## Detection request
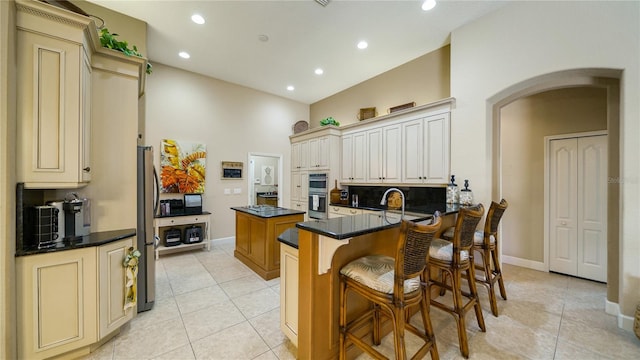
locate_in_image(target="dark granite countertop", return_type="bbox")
[328,203,462,216]
[277,228,299,249]
[296,212,432,240]
[16,228,136,257]
[155,211,211,219]
[231,205,305,218]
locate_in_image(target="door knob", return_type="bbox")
[561,221,567,225]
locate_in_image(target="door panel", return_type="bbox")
[549,135,607,282]
[577,136,607,282]
[549,139,577,276]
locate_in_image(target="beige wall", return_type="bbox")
[71,0,147,56]
[500,87,607,261]
[310,45,450,128]
[145,63,309,240]
[450,1,639,325]
[0,0,16,357]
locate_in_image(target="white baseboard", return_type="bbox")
[210,236,234,245]
[606,299,619,316]
[620,313,635,332]
[502,255,546,272]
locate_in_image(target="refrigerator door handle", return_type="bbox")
[153,166,160,216]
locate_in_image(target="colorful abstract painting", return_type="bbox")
[160,139,206,193]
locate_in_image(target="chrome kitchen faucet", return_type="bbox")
[380,188,405,219]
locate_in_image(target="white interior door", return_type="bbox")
[549,135,607,282]
[549,138,578,276]
[576,136,607,282]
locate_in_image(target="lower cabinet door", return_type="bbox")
[280,244,299,346]
[99,237,135,338]
[17,247,97,360]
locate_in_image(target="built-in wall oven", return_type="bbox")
[308,173,328,219]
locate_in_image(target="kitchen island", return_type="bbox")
[231,205,305,280]
[292,212,439,359]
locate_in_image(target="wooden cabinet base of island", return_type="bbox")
[297,226,447,360]
[16,237,135,360]
[234,212,304,280]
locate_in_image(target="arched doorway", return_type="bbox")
[488,69,621,305]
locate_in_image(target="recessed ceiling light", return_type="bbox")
[258,34,269,42]
[315,68,324,75]
[179,51,190,59]
[191,14,205,24]
[422,0,436,11]
[287,85,295,91]
[357,41,368,50]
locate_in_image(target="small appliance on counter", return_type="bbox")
[46,200,65,242]
[184,194,202,215]
[160,198,185,216]
[62,192,90,241]
[183,225,203,244]
[23,205,60,249]
[164,228,182,247]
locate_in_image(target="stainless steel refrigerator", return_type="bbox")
[137,146,159,312]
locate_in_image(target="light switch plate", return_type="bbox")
[224,188,231,195]
[233,188,241,194]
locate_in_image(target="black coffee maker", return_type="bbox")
[63,193,90,241]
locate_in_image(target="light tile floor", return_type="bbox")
[83,239,640,359]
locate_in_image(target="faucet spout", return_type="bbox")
[380,188,405,219]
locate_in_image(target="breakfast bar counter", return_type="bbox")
[293,211,449,359]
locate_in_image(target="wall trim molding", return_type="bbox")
[501,255,546,272]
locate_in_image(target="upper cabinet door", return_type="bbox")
[423,113,450,184]
[17,25,91,188]
[402,119,424,184]
[382,124,402,183]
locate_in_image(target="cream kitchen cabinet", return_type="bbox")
[290,200,308,220]
[340,131,367,183]
[98,237,135,339]
[17,247,98,360]
[308,135,338,169]
[291,171,308,203]
[291,140,309,171]
[402,113,450,184]
[280,242,299,346]
[16,1,94,188]
[367,124,402,183]
[329,205,362,218]
[17,236,137,360]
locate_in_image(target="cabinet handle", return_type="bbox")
[83,167,91,172]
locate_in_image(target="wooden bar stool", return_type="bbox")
[428,204,485,359]
[442,199,509,316]
[339,217,441,360]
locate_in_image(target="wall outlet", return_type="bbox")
[224,188,231,195]
[233,188,242,194]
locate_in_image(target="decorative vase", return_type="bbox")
[446,175,459,204]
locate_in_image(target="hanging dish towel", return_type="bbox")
[312,195,319,210]
[123,247,140,311]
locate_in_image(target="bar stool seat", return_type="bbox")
[428,204,486,359]
[339,218,441,360]
[441,199,509,317]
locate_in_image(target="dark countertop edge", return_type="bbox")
[231,206,306,218]
[155,211,211,219]
[16,228,136,257]
[295,221,400,240]
[327,203,461,216]
[296,213,432,240]
[277,228,299,249]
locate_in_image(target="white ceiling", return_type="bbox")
[89,0,509,104]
